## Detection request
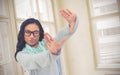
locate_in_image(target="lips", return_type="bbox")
[30,40,35,43]
[28,38,39,46]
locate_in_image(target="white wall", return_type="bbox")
[54,0,120,75]
[54,0,95,75]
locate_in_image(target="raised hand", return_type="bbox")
[44,33,67,55]
[60,9,76,33]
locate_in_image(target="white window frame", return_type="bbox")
[88,0,120,69]
[14,0,56,36]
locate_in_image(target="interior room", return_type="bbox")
[0,0,120,75]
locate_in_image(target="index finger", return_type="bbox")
[66,9,72,14]
[60,9,70,16]
[44,33,54,43]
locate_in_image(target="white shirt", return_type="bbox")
[16,17,78,75]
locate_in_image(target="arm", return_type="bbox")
[55,16,78,42]
[44,9,78,55]
[43,18,79,55]
[16,50,58,70]
[55,9,78,45]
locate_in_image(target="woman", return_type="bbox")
[15,9,78,75]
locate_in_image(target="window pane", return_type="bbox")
[0,22,15,75]
[16,21,23,32]
[47,0,54,22]
[94,16,120,66]
[38,0,54,22]
[42,24,56,37]
[90,0,119,16]
[0,22,11,62]
[0,0,7,16]
[14,0,37,19]
[89,0,120,69]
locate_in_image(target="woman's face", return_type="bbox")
[24,23,40,47]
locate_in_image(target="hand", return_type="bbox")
[60,9,76,33]
[44,33,67,55]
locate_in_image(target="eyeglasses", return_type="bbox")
[24,30,39,37]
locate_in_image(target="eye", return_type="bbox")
[25,30,31,34]
[34,31,39,34]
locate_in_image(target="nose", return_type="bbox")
[29,33,34,38]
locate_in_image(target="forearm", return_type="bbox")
[55,16,79,42]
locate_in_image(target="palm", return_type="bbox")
[60,9,76,33]
[44,33,67,55]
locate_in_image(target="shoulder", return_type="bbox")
[16,51,29,59]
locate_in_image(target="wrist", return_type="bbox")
[51,48,61,55]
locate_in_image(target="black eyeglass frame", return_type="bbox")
[24,30,40,37]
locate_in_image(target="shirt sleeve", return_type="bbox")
[55,17,79,43]
[16,50,59,70]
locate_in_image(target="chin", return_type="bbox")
[29,42,38,47]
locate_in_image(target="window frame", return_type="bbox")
[14,0,57,36]
[87,0,120,69]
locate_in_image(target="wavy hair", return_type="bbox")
[15,18,44,61]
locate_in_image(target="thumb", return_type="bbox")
[69,23,74,34]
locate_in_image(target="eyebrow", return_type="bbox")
[24,30,39,32]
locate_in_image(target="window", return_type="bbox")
[0,21,16,75]
[0,0,16,75]
[0,0,7,17]
[88,0,120,68]
[38,0,54,22]
[14,0,37,19]
[14,0,56,37]
[14,0,56,74]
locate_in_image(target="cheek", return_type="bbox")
[35,37,40,41]
[24,36,29,43]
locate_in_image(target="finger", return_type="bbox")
[44,34,50,43]
[44,35,54,48]
[69,24,74,33]
[44,33,53,43]
[44,40,53,50]
[66,9,72,14]
[69,16,76,33]
[45,42,57,54]
[44,41,48,49]
[45,33,54,41]
[62,9,70,16]
[60,12,70,22]
[47,46,57,54]
[64,9,72,16]
[60,9,70,18]
[60,11,68,19]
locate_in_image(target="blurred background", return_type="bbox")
[0,0,120,75]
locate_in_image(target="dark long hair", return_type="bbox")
[15,18,44,61]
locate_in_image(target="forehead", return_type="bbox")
[25,23,39,31]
